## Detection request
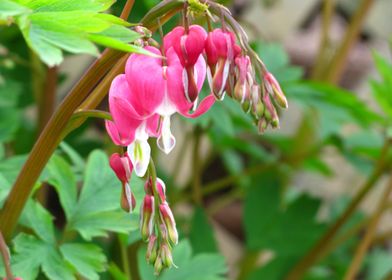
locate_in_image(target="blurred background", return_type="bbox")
[1,0,392,279]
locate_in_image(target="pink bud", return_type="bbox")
[263,93,279,129]
[144,178,166,202]
[109,153,133,183]
[251,85,265,119]
[264,72,288,109]
[140,195,155,241]
[159,202,178,245]
[233,56,253,112]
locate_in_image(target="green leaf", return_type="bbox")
[190,207,218,254]
[20,200,56,244]
[12,0,143,66]
[60,243,106,280]
[138,239,227,280]
[371,52,392,119]
[366,249,392,280]
[47,154,78,220]
[11,233,74,280]
[244,174,325,256]
[0,0,30,20]
[68,150,138,240]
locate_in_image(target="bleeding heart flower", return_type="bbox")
[164,25,207,103]
[107,44,214,177]
[205,28,240,100]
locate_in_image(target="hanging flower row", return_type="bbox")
[107,0,288,275]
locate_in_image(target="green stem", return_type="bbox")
[285,140,391,280]
[344,173,392,280]
[324,0,374,83]
[119,235,132,280]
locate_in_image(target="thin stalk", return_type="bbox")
[285,140,391,280]
[119,235,132,280]
[0,231,13,279]
[324,0,374,83]
[120,0,135,20]
[344,173,392,280]
[311,0,336,80]
[192,126,202,205]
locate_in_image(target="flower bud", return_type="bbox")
[160,243,174,268]
[257,117,268,134]
[146,235,158,264]
[109,153,132,184]
[264,72,288,109]
[120,182,136,213]
[134,26,152,38]
[140,195,155,241]
[263,92,279,128]
[144,177,166,202]
[251,85,265,119]
[159,202,178,245]
[154,256,164,275]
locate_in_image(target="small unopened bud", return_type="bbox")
[251,85,265,119]
[144,177,166,202]
[233,81,251,113]
[159,202,178,245]
[264,72,288,109]
[160,243,174,268]
[140,195,155,241]
[154,256,164,275]
[134,26,152,38]
[257,117,268,134]
[263,92,279,128]
[146,235,158,264]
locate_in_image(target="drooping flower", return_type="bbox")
[106,46,215,177]
[264,72,288,109]
[140,195,155,241]
[164,25,207,103]
[109,153,136,212]
[205,28,241,100]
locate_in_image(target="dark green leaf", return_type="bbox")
[60,243,106,280]
[190,207,218,254]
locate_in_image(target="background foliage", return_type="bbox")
[1,0,392,279]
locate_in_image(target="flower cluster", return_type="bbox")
[106,5,287,274]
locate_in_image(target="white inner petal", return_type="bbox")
[127,139,151,177]
[157,116,176,154]
[124,182,133,213]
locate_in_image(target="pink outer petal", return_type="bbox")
[184,25,207,66]
[105,120,136,146]
[179,94,215,118]
[163,26,184,54]
[125,46,165,117]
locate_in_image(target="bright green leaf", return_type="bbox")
[0,0,30,20]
